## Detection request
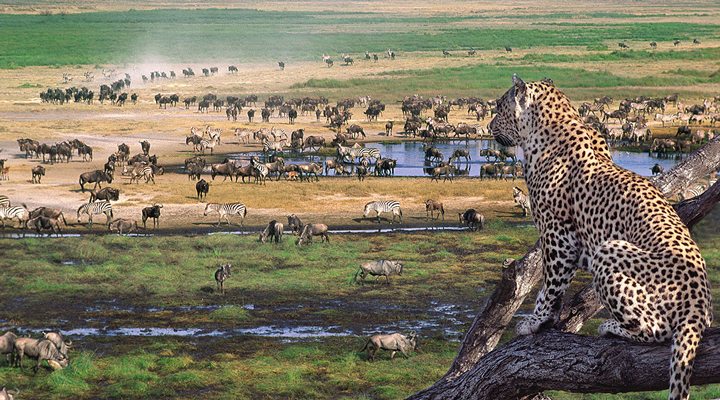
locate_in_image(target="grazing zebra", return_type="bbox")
[262,138,286,153]
[0,205,29,228]
[203,203,247,226]
[200,137,220,154]
[214,263,232,294]
[77,201,113,227]
[363,200,402,224]
[0,195,9,207]
[355,147,381,161]
[129,165,155,184]
[512,187,531,217]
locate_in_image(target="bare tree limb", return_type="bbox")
[411,139,720,399]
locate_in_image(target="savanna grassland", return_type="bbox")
[1,1,720,399]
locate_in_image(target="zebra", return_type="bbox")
[262,138,286,154]
[0,195,9,207]
[355,147,381,161]
[679,183,707,201]
[0,205,29,228]
[214,263,232,294]
[512,187,531,217]
[129,165,155,184]
[363,200,402,224]
[203,203,247,226]
[199,137,220,154]
[77,201,113,227]
[250,158,269,185]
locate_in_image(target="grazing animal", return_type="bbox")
[28,215,63,235]
[0,205,29,228]
[363,200,402,223]
[128,165,155,184]
[296,223,329,246]
[0,332,17,366]
[14,338,66,373]
[488,76,712,400]
[31,165,45,184]
[141,204,163,228]
[108,218,138,235]
[214,264,232,294]
[459,209,485,231]
[79,170,113,192]
[361,332,417,361]
[354,260,404,285]
[424,199,445,220]
[286,214,304,235]
[204,203,247,226]
[512,186,531,217]
[89,187,120,203]
[76,200,113,227]
[260,220,284,243]
[43,331,72,359]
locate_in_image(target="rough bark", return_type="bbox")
[410,140,720,399]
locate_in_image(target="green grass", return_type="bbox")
[0,9,718,68]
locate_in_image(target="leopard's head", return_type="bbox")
[488,74,536,148]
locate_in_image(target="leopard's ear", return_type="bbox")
[512,74,527,106]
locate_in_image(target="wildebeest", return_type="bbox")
[278,61,286,70]
[302,136,326,152]
[0,332,16,366]
[14,337,66,373]
[651,163,664,176]
[430,164,456,182]
[361,332,417,361]
[449,149,471,163]
[425,199,445,220]
[354,260,403,285]
[459,209,485,231]
[286,214,304,235]
[260,220,284,243]
[89,187,120,203]
[385,121,393,136]
[210,161,237,182]
[140,140,150,155]
[108,218,138,235]
[27,215,62,235]
[296,223,329,246]
[215,263,232,294]
[79,170,112,192]
[0,387,19,400]
[196,179,210,200]
[31,165,45,184]
[142,204,163,228]
[43,332,71,359]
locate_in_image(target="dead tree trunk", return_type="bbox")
[410,140,720,399]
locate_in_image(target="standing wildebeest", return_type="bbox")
[247,109,255,122]
[385,121,393,136]
[286,214,304,235]
[0,331,17,366]
[108,218,139,235]
[425,199,445,220]
[31,165,45,184]
[430,164,456,182]
[142,204,163,228]
[78,170,113,192]
[14,337,66,373]
[354,260,403,285]
[361,332,417,361]
[214,264,231,294]
[296,223,329,245]
[288,108,297,124]
[651,163,664,176]
[89,187,120,203]
[278,61,285,70]
[140,140,150,155]
[302,136,325,152]
[459,209,485,231]
[210,161,236,182]
[196,179,210,200]
[449,149,471,163]
[260,220,284,243]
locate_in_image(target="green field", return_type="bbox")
[1,9,719,68]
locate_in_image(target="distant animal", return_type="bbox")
[14,337,66,373]
[512,187,531,217]
[459,208,485,231]
[385,121,393,136]
[354,260,404,285]
[203,203,247,226]
[0,387,18,400]
[0,331,17,366]
[651,163,664,176]
[79,170,113,192]
[214,263,232,294]
[363,200,402,223]
[140,140,151,155]
[108,218,138,235]
[0,205,29,228]
[142,204,163,228]
[278,61,285,70]
[196,179,210,200]
[76,200,113,227]
[424,199,445,220]
[260,220,284,243]
[361,332,417,361]
[89,187,120,203]
[31,165,45,184]
[296,223,329,246]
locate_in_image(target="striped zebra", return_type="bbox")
[679,183,707,201]
[203,203,247,226]
[200,137,220,154]
[77,200,113,227]
[0,205,29,228]
[0,195,9,207]
[250,158,268,185]
[363,200,402,224]
[262,138,286,153]
[512,187,531,217]
[129,165,155,184]
[355,147,381,161]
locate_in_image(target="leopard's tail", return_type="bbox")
[668,324,705,400]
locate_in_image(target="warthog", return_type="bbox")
[79,170,113,192]
[215,263,231,294]
[354,260,403,285]
[296,223,329,246]
[361,332,417,361]
[0,332,17,365]
[14,337,66,373]
[108,218,138,235]
[31,165,45,184]
[260,220,284,243]
[0,387,19,400]
[459,209,485,231]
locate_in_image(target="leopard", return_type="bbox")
[488,75,712,400]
